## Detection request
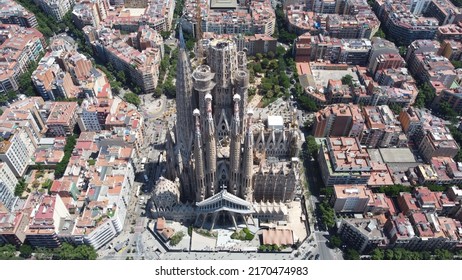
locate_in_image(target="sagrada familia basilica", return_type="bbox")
[151,30,302,229]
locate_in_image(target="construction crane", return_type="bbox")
[195,0,204,64]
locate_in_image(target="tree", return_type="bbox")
[330,235,342,248]
[261,58,270,69]
[6,90,17,101]
[57,243,97,260]
[14,178,27,196]
[341,75,353,86]
[55,135,77,179]
[117,70,126,84]
[383,249,394,260]
[163,79,176,97]
[434,249,453,260]
[160,31,171,40]
[169,231,185,246]
[389,103,403,115]
[42,179,53,192]
[248,87,257,96]
[253,62,263,73]
[298,95,318,112]
[452,60,462,69]
[374,184,411,197]
[276,46,286,58]
[318,201,335,229]
[371,248,384,260]
[124,92,141,106]
[249,69,255,83]
[154,86,163,98]
[415,82,435,108]
[375,28,386,38]
[439,101,457,123]
[0,244,17,260]
[279,72,291,89]
[305,135,319,158]
[344,249,360,260]
[19,245,33,259]
[255,53,263,61]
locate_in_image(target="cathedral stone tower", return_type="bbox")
[229,94,242,196]
[175,29,195,201]
[193,109,206,202]
[207,40,238,139]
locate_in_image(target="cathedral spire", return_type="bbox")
[229,94,242,196]
[174,26,196,202]
[204,94,217,198]
[242,109,254,201]
[193,109,206,202]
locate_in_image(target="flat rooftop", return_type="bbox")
[379,148,416,163]
[121,8,147,16]
[311,67,359,88]
[210,0,238,9]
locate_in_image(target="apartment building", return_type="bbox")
[286,4,316,35]
[424,0,462,25]
[361,105,407,148]
[76,96,119,132]
[332,185,372,213]
[72,1,103,29]
[375,0,439,45]
[90,27,161,94]
[32,55,79,100]
[337,218,387,253]
[182,0,274,37]
[0,162,17,210]
[367,37,400,75]
[325,11,380,40]
[45,102,78,137]
[0,97,48,146]
[0,211,29,246]
[409,53,456,89]
[385,212,462,250]
[312,104,364,138]
[414,157,462,185]
[370,53,406,76]
[436,23,462,41]
[338,38,372,66]
[0,24,45,94]
[0,0,38,27]
[438,40,462,61]
[0,127,35,177]
[104,101,144,153]
[73,144,135,249]
[294,32,312,62]
[418,126,459,162]
[104,0,174,33]
[398,107,459,162]
[318,137,372,186]
[24,194,71,248]
[375,67,416,88]
[434,88,462,113]
[36,0,74,21]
